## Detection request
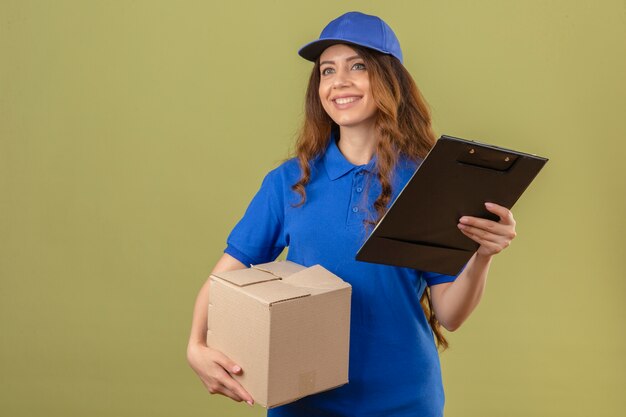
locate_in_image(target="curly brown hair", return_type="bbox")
[291,45,448,350]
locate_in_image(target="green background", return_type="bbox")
[1,1,624,416]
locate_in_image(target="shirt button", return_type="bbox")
[356,187,363,193]
[352,207,359,213]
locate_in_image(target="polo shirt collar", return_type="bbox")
[323,132,378,181]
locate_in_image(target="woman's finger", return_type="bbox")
[459,216,509,235]
[211,349,243,376]
[217,368,255,405]
[218,384,244,402]
[202,377,241,401]
[458,223,512,244]
[202,368,246,402]
[484,202,516,225]
[208,350,254,404]
[459,228,510,254]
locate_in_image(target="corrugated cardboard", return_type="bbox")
[206,261,352,408]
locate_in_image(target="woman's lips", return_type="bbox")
[332,96,362,108]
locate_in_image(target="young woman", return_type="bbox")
[187,11,516,417]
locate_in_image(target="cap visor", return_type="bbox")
[298,38,388,62]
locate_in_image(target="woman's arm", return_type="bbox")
[186,253,255,405]
[429,202,517,331]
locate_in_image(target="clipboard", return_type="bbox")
[355,135,548,275]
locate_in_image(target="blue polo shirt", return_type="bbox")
[225,135,457,417]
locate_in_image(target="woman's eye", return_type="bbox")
[352,63,366,70]
[321,67,335,76]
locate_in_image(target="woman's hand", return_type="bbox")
[187,342,254,406]
[457,202,517,257]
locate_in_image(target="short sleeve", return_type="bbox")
[422,261,467,286]
[422,264,467,287]
[224,170,287,266]
[422,271,457,286]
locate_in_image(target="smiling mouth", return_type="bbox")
[333,97,361,105]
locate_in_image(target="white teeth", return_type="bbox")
[334,97,359,104]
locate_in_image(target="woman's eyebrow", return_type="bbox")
[320,55,361,66]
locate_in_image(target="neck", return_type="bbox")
[337,123,379,165]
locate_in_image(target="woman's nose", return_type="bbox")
[332,69,351,88]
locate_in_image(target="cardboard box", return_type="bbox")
[206,261,351,408]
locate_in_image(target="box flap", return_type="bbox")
[252,261,306,278]
[212,268,280,287]
[244,280,311,305]
[282,265,351,290]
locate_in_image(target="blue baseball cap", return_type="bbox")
[298,11,403,63]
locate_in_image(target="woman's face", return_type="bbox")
[318,44,378,129]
